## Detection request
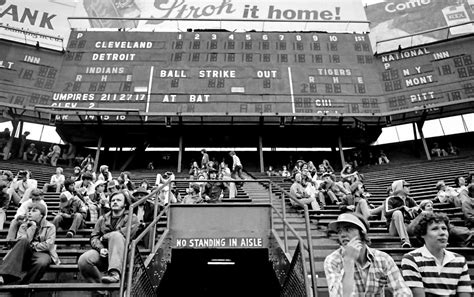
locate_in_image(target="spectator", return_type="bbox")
[49,144,61,167]
[384,180,418,248]
[201,149,209,169]
[10,170,37,206]
[118,171,134,192]
[18,131,30,159]
[6,189,48,244]
[131,186,153,224]
[97,165,112,182]
[89,180,109,218]
[139,179,151,191]
[75,172,95,198]
[81,154,95,170]
[378,150,390,164]
[43,167,65,193]
[78,190,139,284]
[279,165,291,178]
[107,180,120,196]
[340,182,383,220]
[70,166,82,182]
[0,202,59,285]
[81,164,97,182]
[318,173,348,206]
[306,161,317,176]
[23,143,38,161]
[0,181,10,230]
[324,213,412,297]
[53,180,87,238]
[155,171,175,206]
[229,151,243,179]
[0,128,10,149]
[434,180,461,207]
[182,184,203,204]
[402,212,472,297]
[446,142,459,156]
[459,176,474,228]
[430,142,448,157]
[340,163,361,192]
[289,173,320,210]
[221,162,236,199]
[147,161,154,170]
[266,166,278,177]
[454,175,468,192]
[322,159,335,174]
[37,148,48,164]
[189,161,200,179]
[202,168,226,203]
[408,200,474,247]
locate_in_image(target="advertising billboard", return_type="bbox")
[0,0,77,50]
[72,0,369,33]
[365,0,474,53]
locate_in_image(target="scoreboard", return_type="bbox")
[50,31,383,122]
[377,36,474,113]
[0,40,63,109]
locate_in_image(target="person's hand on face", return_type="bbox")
[342,237,362,261]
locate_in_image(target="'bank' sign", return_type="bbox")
[174,237,265,248]
[0,0,76,50]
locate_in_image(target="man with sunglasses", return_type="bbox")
[324,212,412,297]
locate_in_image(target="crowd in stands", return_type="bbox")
[431,142,460,157]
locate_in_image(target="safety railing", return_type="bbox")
[268,182,318,297]
[120,178,317,296]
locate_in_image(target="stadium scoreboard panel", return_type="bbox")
[51,31,383,121]
[378,35,474,113]
[0,40,63,110]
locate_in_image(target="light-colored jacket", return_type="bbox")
[17,219,60,265]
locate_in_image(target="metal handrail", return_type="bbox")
[269,181,318,297]
[120,177,316,296]
[119,179,172,296]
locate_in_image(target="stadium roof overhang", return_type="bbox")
[0,98,472,148]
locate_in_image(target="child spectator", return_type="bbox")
[53,179,87,238]
[43,167,65,193]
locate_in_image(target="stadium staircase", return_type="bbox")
[248,155,474,296]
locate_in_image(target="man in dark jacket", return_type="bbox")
[52,179,87,238]
[78,190,139,284]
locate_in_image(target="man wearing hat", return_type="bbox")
[324,212,412,297]
[78,190,139,284]
[6,189,48,242]
[53,179,87,238]
[0,201,60,285]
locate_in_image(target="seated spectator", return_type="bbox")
[454,175,468,192]
[340,182,383,220]
[75,172,95,198]
[89,180,109,218]
[324,213,411,296]
[279,165,291,179]
[459,176,474,228]
[340,163,361,192]
[10,170,37,206]
[81,164,97,182]
[70,166,82,182]
[434,180,461,207]
[189,161,200,179]
[97,165,112,182]
[139,179,151,191]
[107,180,120,196]
[42,167,65,193]
[202,168,226,203]
[290,173,320,210]
[23,143,38,161]
[147,161,154,170]
[0,202,59,285]
[322,159,335,173]
[118,171,134,192]
[0,170,14,230]
[318,173,349,206]
[402,212,472,297]
[78,191,139,284]
[430,142,448,157]
[408,200,474,247]
[182,184,203,204]
[53,181,87,238]
[81,154,95,170]
[266,166,279,177]
[49,144,61,167]
[6,189,48,245]
[378,150,390,164]
[446,142,459,156]
[383,180,418,248]
[306,161,317,176]
[37,148,48,164]
[131,186,153,223]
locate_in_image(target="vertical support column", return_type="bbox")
[3,120,19,160]
[177,135,183,173]
[258,135,264,173]
[416,121,431,161]
[17,121,24,158]
[93,136,103,173]
[412,122,419,157]
[338,136,345,167]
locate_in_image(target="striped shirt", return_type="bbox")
[401,245,472,296]
[324,246,412,297]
